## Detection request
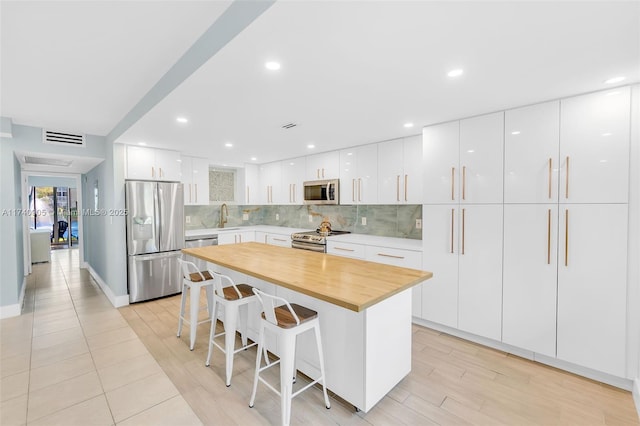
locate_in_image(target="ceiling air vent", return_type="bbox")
[281,123,297,129]
[42,129,86,147]
[24,156,73,167]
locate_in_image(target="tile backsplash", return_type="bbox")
[184,204,422,239]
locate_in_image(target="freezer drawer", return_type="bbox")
[128,251,182,303]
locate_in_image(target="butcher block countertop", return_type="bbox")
[182,242,432,312]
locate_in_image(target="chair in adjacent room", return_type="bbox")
[249,289,330,426]
[177,258,215,350]
[205,272,259,387]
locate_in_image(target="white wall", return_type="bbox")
[630,85,640,414]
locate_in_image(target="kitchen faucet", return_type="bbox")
[219,203,228,228]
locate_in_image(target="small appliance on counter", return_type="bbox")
[125,180,184,303]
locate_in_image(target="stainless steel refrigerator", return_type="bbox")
[125,181,184,303]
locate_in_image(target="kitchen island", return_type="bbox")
[183,242,432,412]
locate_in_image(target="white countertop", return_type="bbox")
[185,225,422,251]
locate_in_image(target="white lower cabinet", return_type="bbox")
[328,240,422,317]
[457,205,503,341]
[556,204,628,377]
[502,204,558,357]
[217,231,255,245]
[421,204,459,328]
[421,204,503,341]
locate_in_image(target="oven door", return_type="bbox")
[291,240,326,253]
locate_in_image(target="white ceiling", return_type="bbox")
[2,1,639,168]
[15,151,104,174]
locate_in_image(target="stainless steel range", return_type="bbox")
[291,230,351,253]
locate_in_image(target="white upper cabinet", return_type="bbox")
[280,157,306,205]
[459,112,504,204]
[403,135,423,204]
[259,162,281,204]
[339,144,378,204]
[243,164,259,204]
[423,122,460,203]
[126,146,181,181]
[504,101,560,203]
[181,156,209,205]
[559,87,630,203]
[306,151,340,180]
[378,136,422,204]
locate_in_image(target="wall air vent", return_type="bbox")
[281,123,297,129]
[42,129,86,147]
[24,156,73,167]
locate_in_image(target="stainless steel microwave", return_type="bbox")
[303,179,339,205]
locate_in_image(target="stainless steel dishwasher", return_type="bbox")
[184,234,218,271]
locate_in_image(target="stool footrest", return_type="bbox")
[210,332,258,355]
[291,378,324,399]
[257,376,281,397]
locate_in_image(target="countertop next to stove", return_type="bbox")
[326,232,422,251]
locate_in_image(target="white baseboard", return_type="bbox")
[0,276,27,319]
[413,317,633,391]
[85,262,129,308]
[633,378,640,420]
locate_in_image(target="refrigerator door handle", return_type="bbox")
[155,184,162,252]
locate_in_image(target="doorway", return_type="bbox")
[29,186,78,249]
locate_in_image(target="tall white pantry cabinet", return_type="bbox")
[421,87,631,379]
[422,112,505,341]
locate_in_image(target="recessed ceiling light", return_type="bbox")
[176,159,182,163]
[511,131,521,135]
[307,144,315,149]
[138,142,147,146]
[447,68,464,78]
[467,150,475,153]
[225,142,233,148]
[265,61,281,71]
[289,162,295,166]
[176,117,188,124]
[606,91,621,96]
[250,157,257,161]
[601,132,612,137]
[404,122,414,128]
[604,76,625,84]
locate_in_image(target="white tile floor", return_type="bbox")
[0,249,203,426]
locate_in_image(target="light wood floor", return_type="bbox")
[121,289,640,426]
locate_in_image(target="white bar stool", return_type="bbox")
[205,272,259,387]
[249,289,330,426]
[176,259,215,351]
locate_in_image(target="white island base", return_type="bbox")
[221,269,412,412]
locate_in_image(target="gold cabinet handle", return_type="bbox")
[462,166,466,201]
[267,186,270,203]
[334,247,355,252]
[293,184,296,203]
[404,174,408,202]
[194,184,198,203]
[151,166,155,178]
[189,183,192,203]
[377,253,405,259]
[548,158,553,199]
[247,186,250,203]
[396,175,400,202]
[547,208,551,265]
[564,209,569,266]
[451,167,455,200]
[274,238,287,242]
[160,167,164,178]
[322,168,325,178]
[565,156,570,199]
[450,208,455,254]
[461,208,466,255]
[239,234,242,243]
[358,178,362,201]
[352,179,356,202]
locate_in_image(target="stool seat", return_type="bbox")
[262,303,318,329]
[189,270,214,282]
[222,283,255,300]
